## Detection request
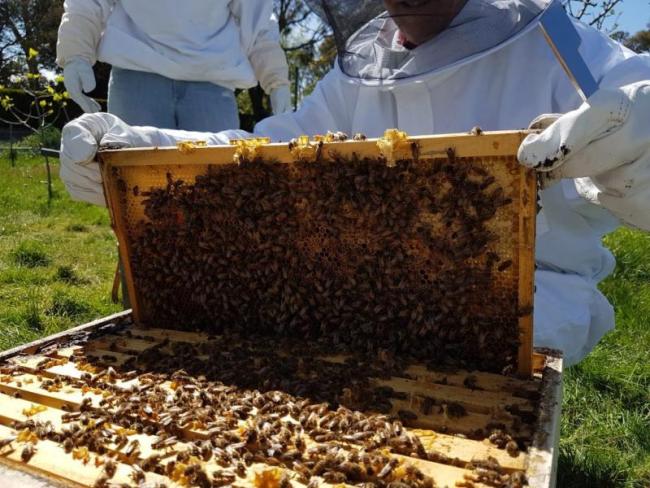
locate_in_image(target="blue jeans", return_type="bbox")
[107,67,240,131]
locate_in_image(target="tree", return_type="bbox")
[277,0,333,101]
[242,0,333,127]
[567,0,625,30]
[239,0,332,130]
[612,25,650,53]
[0,1,69,141]
[0,49,69,200]
[0,0,63,83]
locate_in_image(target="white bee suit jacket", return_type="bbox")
[60,18,650,366]
[57,0,289,92]
[255,22,650,366]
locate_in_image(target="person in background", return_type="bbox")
[59,0,650,366]
[57,0,292,131]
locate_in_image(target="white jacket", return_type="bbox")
[56,0,289,92]
[255,21,650,365]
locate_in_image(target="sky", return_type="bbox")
[601,0,649,33]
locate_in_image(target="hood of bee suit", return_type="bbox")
[307,0,555,80]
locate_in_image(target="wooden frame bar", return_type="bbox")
[98,131,531,168]
[517,164,538,376]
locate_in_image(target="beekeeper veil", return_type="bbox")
[306,0,554,80]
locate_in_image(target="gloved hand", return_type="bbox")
[270,85,292,114]
[63,57,102,113]
[60,113,250,206]
[518,81,650,231]
[60,113,143,206]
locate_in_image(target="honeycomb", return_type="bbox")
[101,134,535,373]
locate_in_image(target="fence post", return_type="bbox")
[9,125,16,167]
[44,151,53,205]
[39,125,54,205]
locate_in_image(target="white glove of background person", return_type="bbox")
[60,113,249,206]
[63,57,101,113]
[270,85,292,114]
[518,81,650,231]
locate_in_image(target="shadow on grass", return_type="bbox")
[54,265,88,285]
[65,223,88,232]
[45,290,90,319]
[10,241,51,267]
[557,450,627,488]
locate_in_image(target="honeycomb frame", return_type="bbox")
[98,131,536,376]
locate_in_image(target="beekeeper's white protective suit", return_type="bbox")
[60,0,650,366]
[57,0,292,115]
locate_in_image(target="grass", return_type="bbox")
[10,240,52,267]
[0,153,120,350]
[557,228,650,487]
[1,154,649,485]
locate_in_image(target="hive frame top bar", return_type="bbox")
[99,130,537,377]
[98,130,532,167]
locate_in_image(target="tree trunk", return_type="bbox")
[44,153,52,204]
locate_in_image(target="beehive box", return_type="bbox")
[0,132,562,488]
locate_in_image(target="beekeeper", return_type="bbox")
[59,0,650,366]
[56,0,292,130]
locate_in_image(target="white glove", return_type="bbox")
[519,81,650,231]
[270,85,292,114]
[60,112,250,206]
[60,113,141,206]
[63,57,101,114]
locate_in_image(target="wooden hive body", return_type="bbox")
[0,132,562,487]
[0,312,561,488]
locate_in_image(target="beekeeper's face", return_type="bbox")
[384,0,468,45]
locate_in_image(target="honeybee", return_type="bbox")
[20,444,35,462]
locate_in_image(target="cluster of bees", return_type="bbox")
[125,151,519,372]
[125,333,536,445]
[1,333,533,487]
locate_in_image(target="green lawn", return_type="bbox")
[0,152,120,350]
[1,153,649,486]
[559,229,650,487]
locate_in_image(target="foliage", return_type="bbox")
[277,0,333,101]
[0,0,63,83]
[20,125,61,150]
[287,35,337,101]
[567,0,625,30]
[235,0,333,127]
[612,25,650,53]
[0,69,69,134]
[0,46,69,201]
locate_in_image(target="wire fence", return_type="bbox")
[1,143,59,156]
[2,145,60,205]
[0,143,44,165]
